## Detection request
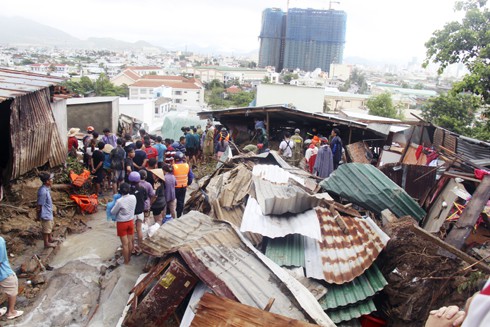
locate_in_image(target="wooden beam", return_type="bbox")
[409,224,490,274]
[444,175,490,249]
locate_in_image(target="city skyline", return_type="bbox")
[2,0,462,63]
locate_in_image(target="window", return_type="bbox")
[175,90,182,95]
[175,99,182,104]
[140,89,147,94]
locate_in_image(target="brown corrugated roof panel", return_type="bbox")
[191,293,318,327]
[304,207,390,284]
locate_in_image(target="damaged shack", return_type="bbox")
[123,102,490,326]
[0,68,66,186]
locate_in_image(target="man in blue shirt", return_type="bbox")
[37,172,57,248]
[153,136,167,168]
[0,237,23,320]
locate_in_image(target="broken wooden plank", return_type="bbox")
[409,224,490,274]
[444,175,490,250]
[381,209,397,226]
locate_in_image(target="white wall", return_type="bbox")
[51,99,68,149]
[256,84,325,113]
[119,98,155,127]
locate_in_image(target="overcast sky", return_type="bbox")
[3,0,462,62]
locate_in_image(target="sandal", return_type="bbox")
[6,310,23,320]
[0,307,6,316]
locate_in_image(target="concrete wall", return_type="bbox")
[256,84,324,113]
[51,99,68,149]
[67,98,119,133]
[119,99,155,127]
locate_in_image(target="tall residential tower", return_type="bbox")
[258,8,347,73]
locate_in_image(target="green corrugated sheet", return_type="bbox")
[319,265,387,310]
[319,163,426,221]
[326,299,377,324]
[265,234,305,267]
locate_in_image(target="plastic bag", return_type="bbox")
[106,193,122,221]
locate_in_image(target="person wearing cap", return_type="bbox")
[291,128,304,167]
[102,128,117,148]
[102,143,114,192]
[330,128,343,170]
[203,124,215,158]
[37,172,57,248]
[172,152,194,218]
[110,182,136,265]
[0,236,24,320]
[67,128,80,157]
[305,139,319,174]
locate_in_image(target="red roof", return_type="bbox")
[122,69,141,81]
[126,66,161,70]
[226,85,241,94]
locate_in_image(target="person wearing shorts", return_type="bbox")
[110,183,136,265]
[37,172,57,248]
[0,237,23,320]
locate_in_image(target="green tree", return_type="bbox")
[64,74,128,97]
[205,79,224,90]
[262,76,271,84]
[366,93,402,119]
[422,93,481,134]
[424,0,490,139]
[229,91,255,107]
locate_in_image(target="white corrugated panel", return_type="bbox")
[241,197,322,241]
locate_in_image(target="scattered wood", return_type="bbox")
[0,203,29,214]
[381,209,398,226]
[263,298,275,312]
[409,224,490,274]
[444,175,490,250]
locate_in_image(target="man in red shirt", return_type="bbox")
[143,138,157,166]
[67,128,80,157]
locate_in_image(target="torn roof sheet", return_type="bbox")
[319,163,426,221]
[254,177,320,215]
[180,227,335,326]
[319,265,387,310]
[141,211,230,256]
[265,234,306,268]
[304,208,390,284]
[191,293,318,327]
[241,198,322,240]
[326,299,376,324]
[0,68,64,101]
[252,164,306,185]
[147,211,335,326]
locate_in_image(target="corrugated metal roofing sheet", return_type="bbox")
[326,299,376,324]
[457,136,490,164]
[143,211,335,326]
[265,234,306,267]
[319,265,387,310]
[319,163,426,221]
[254,177,320,215]
[241,198,322,240]
[191,293,318,327]
[141,211,230,256]
[304,207,390,284]
[0,68,64,101]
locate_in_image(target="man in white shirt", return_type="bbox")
[279,132,294,158]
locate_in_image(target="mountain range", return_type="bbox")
[0,16,157,50]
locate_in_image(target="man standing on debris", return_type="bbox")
[173,152,194,218]
[128,172,147,254]
[133,141,148,171]
[313,137,334,178]
[37,172,57,249]
[91,142,106,196]
[257,128,269,154]
[67,128,79,158]
[163,164,177,219]
[278,132,294,163]
[102,128,117,148]
[0,237,23,320]
[290,129,304,167]
[153,136,167,168]
[110,183,136,265]
[203,123,215,158]
[330,128,343,170]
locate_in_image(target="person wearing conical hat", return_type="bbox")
[67,128,80,157]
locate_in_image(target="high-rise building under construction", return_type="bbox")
[258,8,347,73]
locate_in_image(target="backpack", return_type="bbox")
[110,147,125,170]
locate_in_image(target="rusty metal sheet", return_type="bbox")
[191,292,318,327]
[444,131,457,153]
[433,128,443,148]
[304,207,390,284]
[8,89,65,180]
[379,164,437,202]
[346,141,372,164]
[218,164,252,208]
[124,258,198,327]
[141,211,230,256]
